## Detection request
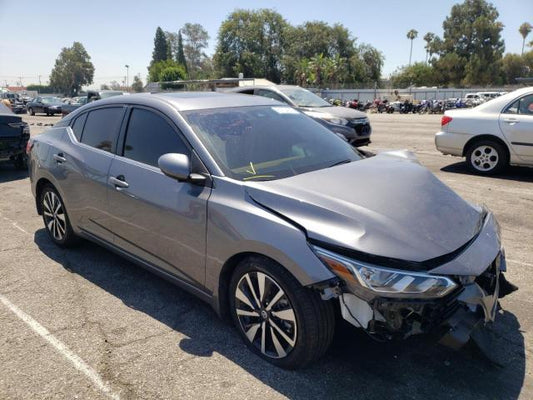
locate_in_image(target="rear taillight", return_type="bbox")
[441,116,453,126]
[26,139,34,155]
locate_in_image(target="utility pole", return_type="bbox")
[18,76,23,87]
[125,65,130,90]
[38,75,42,85]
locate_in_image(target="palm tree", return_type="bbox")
[407,29,418,66]
[519,22,532,55]
[423,32,435,64]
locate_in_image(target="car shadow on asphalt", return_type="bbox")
[33,229,526,400]
[0,163,28,183]
[441,162,533,183]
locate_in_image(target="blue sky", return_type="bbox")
[0,0,531,88]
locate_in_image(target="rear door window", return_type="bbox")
[80,107,124,153]
[504,96,533,115]
[122,108,189,167]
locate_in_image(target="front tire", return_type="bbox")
[40,184,78,247]
[229,256,335,369]
[28,107,35,116]
[465,140,508,175]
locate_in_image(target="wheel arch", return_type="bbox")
[216,252,294,321]
[35,177,54,215]
[462,134,510,160]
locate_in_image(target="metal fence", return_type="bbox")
[318,87,512,102]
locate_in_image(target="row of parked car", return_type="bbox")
[0,90,127,116]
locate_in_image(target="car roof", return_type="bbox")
[226,84,304,93]
[88,91,282,111]
[474,86,533,113]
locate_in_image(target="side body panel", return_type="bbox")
[58,127,116,241]
[107,155,211,287]
[499,113,533,162]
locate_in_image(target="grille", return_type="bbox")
[347,118,371,136]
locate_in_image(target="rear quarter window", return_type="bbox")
[70,113,87,141]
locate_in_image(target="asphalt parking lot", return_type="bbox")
[1,112,532,399]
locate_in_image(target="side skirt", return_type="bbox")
[79,229,214,307]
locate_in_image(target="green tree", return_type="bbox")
[358,44,384,83]
[390,62,435,88]
[406,29,418,66]
[49,42,94,96]
[151,27,169,65]
[176,30,188,72]
[432,0,504,86]
[423,32,435,64]
[165,31,178,59]
[131,75,144,92]
[215,9,288,82]
[501,54,525,83]
[181,23,210,79]
[282,21,382,85]
[519,22,532,55]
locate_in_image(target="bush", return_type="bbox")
[148,59,187,83]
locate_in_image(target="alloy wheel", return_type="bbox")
[234,271,297,359]
[43,191,67,241]
[470,145,499,172]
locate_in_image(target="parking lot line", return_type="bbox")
[0,293,121,400]
[1,214,31,236]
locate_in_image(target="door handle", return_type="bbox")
[109,175,129,189]
[53,153,66,163]
[503,118,519,125]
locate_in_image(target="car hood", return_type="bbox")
[300,105,367,119]
[245,152,482,266]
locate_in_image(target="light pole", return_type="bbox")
[125,65,130,90]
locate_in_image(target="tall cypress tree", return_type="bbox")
[152,27,169,64]
[176,30,188,73]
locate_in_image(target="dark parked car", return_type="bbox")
[28,92,515,369]
[27,96,63,116]
[228,85,372,146]
[61,90,126,116]
[61,96,88,116]
[0,102,30,169]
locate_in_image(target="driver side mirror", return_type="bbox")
[158,153,206,184]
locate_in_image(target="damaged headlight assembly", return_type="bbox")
[313,246,457,299]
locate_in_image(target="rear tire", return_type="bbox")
[28,107,35,116]
[465,139,508,175]
[229,256,335,369]
[40,184,78,247]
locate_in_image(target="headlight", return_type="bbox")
[313,246,457,298]
[303,111,348,126]
[323,117,349,126]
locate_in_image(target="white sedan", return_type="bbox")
[435,87,533,174]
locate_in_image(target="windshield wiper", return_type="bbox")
[328,159,353,168]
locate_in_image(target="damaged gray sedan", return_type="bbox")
[29,93,516,369]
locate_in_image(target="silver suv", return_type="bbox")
[28,92,515,369]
